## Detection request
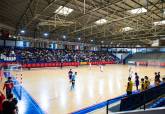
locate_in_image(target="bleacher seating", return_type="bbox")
[128,52,165,62]
[0,47,116,68]
[126,52,165,66]
[120,83,165,111]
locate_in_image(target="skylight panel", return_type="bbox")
[95,19,107,25]
[154,20,165,26]
[54,6,73,16]
[128,7,147,14]
[122,27,133,32]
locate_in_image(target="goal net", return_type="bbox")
[4,64,23,100]
[7,64,22,72]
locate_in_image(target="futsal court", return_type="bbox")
[10,64,165,114]
[1,0,165,114]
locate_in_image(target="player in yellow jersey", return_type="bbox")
[126,77,133,95]
[144,76,150,90]
[140,78,146,92]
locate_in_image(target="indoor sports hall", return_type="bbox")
[0,0,165,114]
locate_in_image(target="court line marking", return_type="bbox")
[11,75,47,114]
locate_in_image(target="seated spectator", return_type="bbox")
[0,47,116,63]
[0,91,5,114]
[2,93,18,114]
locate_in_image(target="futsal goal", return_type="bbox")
[7,64,22,72]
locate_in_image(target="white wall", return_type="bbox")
[113,53,129,60]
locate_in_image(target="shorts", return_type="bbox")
[69,75,72,80]
[135,81,139,86]
[71,80,75,85]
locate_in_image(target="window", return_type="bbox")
[122,27,133,32]
[154,20,165,26]
[128,7,147,14]
[95,19,107,25]
[54,6,73,16]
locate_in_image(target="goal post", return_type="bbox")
[7,64,22,72]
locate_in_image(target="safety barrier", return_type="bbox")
[70,91,140,114]
[120,83,165,111]
[0,61,115,68]
[128,61,165,67]
[0,62,17,67]
[137,61,165,66]
[70,95,125,114]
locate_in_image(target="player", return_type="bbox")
[144,76,150,90]
[89,62,92,70]
[68,69,73,82]
[157,72,161,82]
[100,64,103,72]
[140,78,145,92]
[60,59,64,69]
[135,72,139,90]
[126,77,133,95]
[128,67,131,72]
[3,77,14,98]
[71,72,77,90]
[128,67,133,78]
[154,72,160,86]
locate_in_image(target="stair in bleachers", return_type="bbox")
[149,97,165,108]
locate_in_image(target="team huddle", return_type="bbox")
[126,71,165,95]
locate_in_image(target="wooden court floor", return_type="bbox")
[11,64,165,114]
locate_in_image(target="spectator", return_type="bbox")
[0,48,116,63]
[3,77,14,98]
[2,93,18,114]
[0,67,3,81]
[0,91,5,114]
